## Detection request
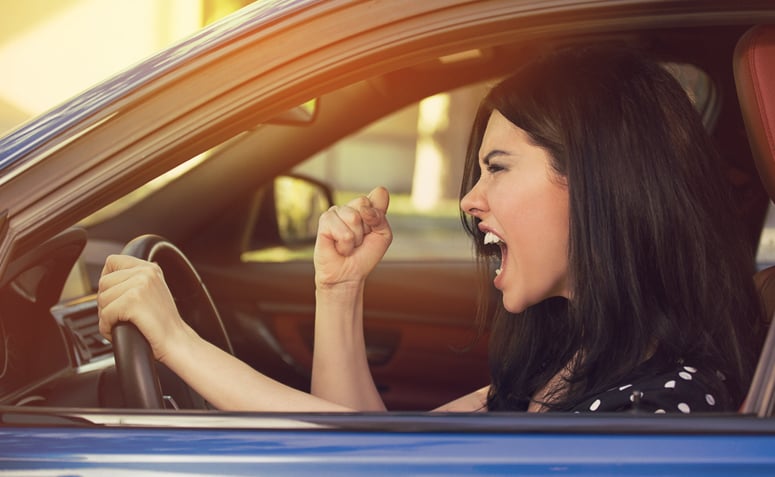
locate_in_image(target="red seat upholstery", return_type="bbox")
[735,25,775,416]
[735,26,775,201]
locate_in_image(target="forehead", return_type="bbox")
[479,110,532,158]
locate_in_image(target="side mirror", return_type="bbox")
[274,175,332,245]
[246,175,333,254]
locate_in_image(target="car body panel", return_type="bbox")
[2,413,775,475]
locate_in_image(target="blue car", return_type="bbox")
[2,0,775,474]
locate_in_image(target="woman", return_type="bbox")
[98,46,763,413]
[456,47,763,412]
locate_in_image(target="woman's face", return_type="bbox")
[460,110,570,313]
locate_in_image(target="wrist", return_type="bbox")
[315,279,365,295]
[157,321,200,367]
[315,281,365,327]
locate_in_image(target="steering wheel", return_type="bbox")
[111,235,234,409]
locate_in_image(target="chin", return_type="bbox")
[502,291,567,314]
[501,296,529,314]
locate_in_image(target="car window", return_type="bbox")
[243,81,492,263]
[757,203,775,270]
[298,83,490,261]
[663,62,719,129]
[243,62,716,264]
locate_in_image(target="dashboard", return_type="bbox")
[0,228,119,407]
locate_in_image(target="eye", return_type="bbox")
[486,162,505,174]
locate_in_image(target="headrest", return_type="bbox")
[734,25,775,200]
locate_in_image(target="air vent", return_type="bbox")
[63,311,112,364]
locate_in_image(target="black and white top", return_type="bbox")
[566,364,732,414]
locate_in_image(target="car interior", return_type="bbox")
[1,16,775,417]
[736,24,775,417]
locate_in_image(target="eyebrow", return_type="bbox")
[480,149,509,165]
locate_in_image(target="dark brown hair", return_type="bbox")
[460,46,763,411]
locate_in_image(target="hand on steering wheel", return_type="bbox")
[99,235,233,409]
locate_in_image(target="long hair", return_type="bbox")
[460,46,764,411]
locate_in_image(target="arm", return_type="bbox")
[310,187,392,411]
[163,322,352,411]
[432,386,490,412]
[312,283,384,410]
[98,254,350,412]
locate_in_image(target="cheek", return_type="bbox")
[505,187,570,300]
[507,187,568,242]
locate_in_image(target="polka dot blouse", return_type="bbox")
[566,364,732,414]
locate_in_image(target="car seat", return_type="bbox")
[734,24,775,416]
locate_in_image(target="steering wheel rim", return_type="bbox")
[112,234,233,409]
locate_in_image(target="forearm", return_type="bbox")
[163,326,350,412]
[432,385,489,412]
[311,284,386,411]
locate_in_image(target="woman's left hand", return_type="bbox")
[313,186,392,290]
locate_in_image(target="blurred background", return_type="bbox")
[0,0,484,261]
[0,0,253,135]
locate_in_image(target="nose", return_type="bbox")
[460,179,487,217]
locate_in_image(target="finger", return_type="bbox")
[336,205,371,247]
[345,194,371,210]
[348,187,389,214]
[367,186,390,214]
[98,296,123,341]
[361,187,391,233]
[319,206,364,256]
[98,269,145,311]
[99,258,163,294]
[334,205,368,244]
[98,266,141,294]
[96,269,146,336]
[97,263,165,339]
[341,197,373,235]
[97,285,152,342]
[101,254,150,276]
[97,284,136,341]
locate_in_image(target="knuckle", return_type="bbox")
[319,207,338,224]
[348,195,369,208]
[125,286,144,302]
[339,230,355,243]
[96,293,107,310]
[340,207,362,227]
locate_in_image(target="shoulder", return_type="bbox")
[569,364,732,414]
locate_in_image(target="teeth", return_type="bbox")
[484,231,501,245]
[484,232,503,278]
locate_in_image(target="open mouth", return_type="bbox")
[484,231,506,277]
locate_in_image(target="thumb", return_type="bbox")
[368,186,390,214]
[362,186,390,230]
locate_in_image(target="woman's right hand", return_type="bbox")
[97,255,192,363]
[313,186,392,289]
